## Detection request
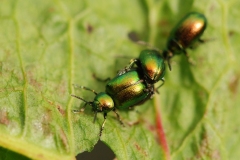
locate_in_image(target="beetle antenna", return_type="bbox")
[72,95,93,113]
[72,84,98,95]
[71,94,89,103]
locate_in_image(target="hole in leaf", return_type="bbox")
[76,141,115,160]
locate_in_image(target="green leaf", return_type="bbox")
[0,0,239,160]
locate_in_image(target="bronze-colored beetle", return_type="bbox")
[163,12,207,70]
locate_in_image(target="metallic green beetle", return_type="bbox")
[162,12,207,70]
[71,68,156,137]
[106,69,155,110]
[118,49,166,90]
[71,85,122,137]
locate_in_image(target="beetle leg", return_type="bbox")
[99,113,107,138]
[113,109,124,126]
[117,58,138,75]
[155,78,165,94]
[183,49,189,57]
[92,73,111,82]
[198,38,205,43]
[183,50,196,65]
[163,50,173,71]
[128,32,160,51]
[135,40,160,51]
[93,111,98,123]
[72,102,89,113]
[167,57,172,71]
[143,84,155,98]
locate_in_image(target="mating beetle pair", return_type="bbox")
[72,12,207,137]
[72,50,165,137]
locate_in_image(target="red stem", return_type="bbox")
[154,96,171,160]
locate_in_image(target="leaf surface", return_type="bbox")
[0,0,239,160]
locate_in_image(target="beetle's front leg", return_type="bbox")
[117,58,139,75]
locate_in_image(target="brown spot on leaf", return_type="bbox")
[157,19,169,27]
[157,19,170,37]
[47,100,54,105]
[228,73,239,96]
[27,70,42,89]
[0,110,10,125]
[87,23,94,34]
[134,143,148,157]
[196,132,209,159]
[0,61,2,76]
[56,80,67,96]
[41,109,52,135]
[229,30,235,37]
[47,100,65,116]
[196,55,206,66]
[212,150,221,159]
[60,129,69,152]
[48,7,55,13]
[209,4,216,12]
[128,31,140,42]
[37,154,45,159]
[126,120,140,126]
[195,131,221,160]
[3,49,11,61]
[57,105,65,116]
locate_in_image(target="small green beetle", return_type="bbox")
[106,69,155,110]
[71,85,122,137]
[118,49,165,90]
[163,12,207,70]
